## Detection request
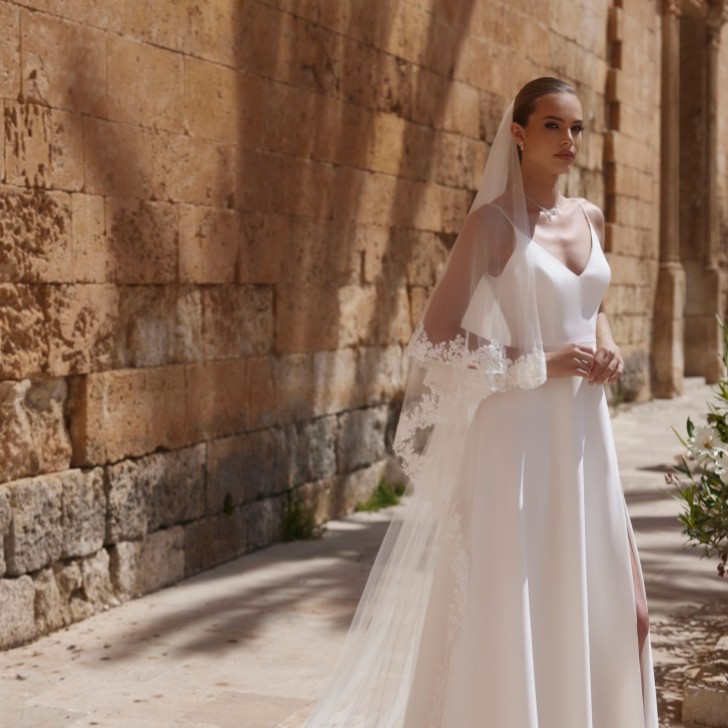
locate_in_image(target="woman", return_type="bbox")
[302,77,659,728]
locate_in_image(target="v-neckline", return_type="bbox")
[531,211,596,278]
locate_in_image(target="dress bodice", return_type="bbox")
[530,202,611,350]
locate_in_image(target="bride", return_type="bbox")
[301,77,659,728]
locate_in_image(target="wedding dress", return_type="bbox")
[401,201,658,727]
[300,99,659,728]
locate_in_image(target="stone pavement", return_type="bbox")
[0,378,726,728]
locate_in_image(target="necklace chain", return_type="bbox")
[525,194,560,221]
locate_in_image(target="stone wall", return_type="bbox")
[0,0,718,649]
[718,17,728,309]
[602,0,661,401]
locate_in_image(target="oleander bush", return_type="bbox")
[667,318,728,578]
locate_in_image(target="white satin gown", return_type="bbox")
[402,202,659,728]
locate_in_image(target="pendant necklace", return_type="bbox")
[525,194,559,222]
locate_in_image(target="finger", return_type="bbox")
[599,360,621,384]
[607,362,623,383]
[575,357,593,377]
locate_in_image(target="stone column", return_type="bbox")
[701,0,728,383]
[652,0,686,397]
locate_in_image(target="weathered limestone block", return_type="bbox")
[0,576,35,649]
[83,117,153,199]
[4,103,83,191]
[236,149,334,218]
[337,286,378,347]
[4,474,63,576]
[110,527,184,599]
[0,378,72,484]
[273,353,315,424]
[312,348,362,416]
[113,285,203,368]
[242,496,285,553]
[108,543,137,598]
[179,205,240,284]
[186,359,248,441]
[184,510,247,577]
[61,468,106,558]
[611,349,649,403]
[403,230,449,287]
[46,284,119,375]
[107,34,184,132]
[357,345,406,404]
[376,285,412,346]
[239,211,284,285]
[287,416,337,486]
[0,186,72,282]
[71,193,107,283]
[296,478,337,523]
[106,198,178,284]
[183,0,240,67]
[77,549,116,614]
[183,57,239,143]
[337,407,389,473]
[0,284,47,378]
[69,366,189,465]
[340,461,389,513]
[34,567,69,635]
[146,446,206,533]
[106,446,205,542]
[106,459,148,542]
[201,285,274,359]
[0,3,20,100]
[54,560,83,604]
[247,355,278,430]
[207,430,288,514]
[21,9,107,114]
[151,131,234,207]
[0,491,10,576]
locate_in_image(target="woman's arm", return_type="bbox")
[592,305,624,384]
[581,199,624,385]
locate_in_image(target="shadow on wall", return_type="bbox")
[232,0,484,418]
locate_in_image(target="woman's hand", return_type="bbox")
[589,342,623,385]
[545,343,596,379]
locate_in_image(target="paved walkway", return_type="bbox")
[1,379,727,728]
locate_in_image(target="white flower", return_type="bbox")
[687,425,727,470]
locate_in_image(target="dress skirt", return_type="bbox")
[402,373,658,728]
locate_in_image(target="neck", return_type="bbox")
[521,168,561,208]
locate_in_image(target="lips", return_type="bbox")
[555,151,575,160]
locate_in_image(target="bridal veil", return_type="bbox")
[301,100,548,728]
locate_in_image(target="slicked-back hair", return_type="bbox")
[513,77,577,128]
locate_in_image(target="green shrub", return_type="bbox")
[668,317,728,578]
[355,478,407,513]
[282,492,325,542]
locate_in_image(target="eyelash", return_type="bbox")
[545,123,584,133]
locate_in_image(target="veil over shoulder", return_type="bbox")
[300,101,548,728]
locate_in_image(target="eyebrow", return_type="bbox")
[542,115,584,124]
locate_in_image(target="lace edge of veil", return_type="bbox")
[393,321,547,490]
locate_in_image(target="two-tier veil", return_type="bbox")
[301,100,547,728]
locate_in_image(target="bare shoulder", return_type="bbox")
[571,197,606,248]
[464,200,513,239]
[461,201,516,275]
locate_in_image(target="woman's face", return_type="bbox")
[511,93,584,174]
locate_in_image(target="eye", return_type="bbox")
[572,125,584,134]
[545,123,559,129]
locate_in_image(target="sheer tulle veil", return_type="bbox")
[300,100,547,728]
